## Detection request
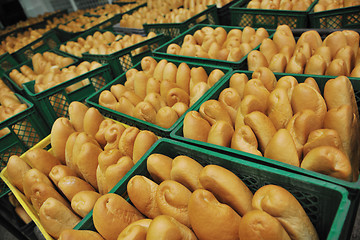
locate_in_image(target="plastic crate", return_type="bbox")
[0,53,19,74]
[153,24,275,70]
[82,33,167,77]
[11,29,61,63]
[112,23,147,36]
[217,0,244,25]
[170,70,360,239]
[0,94,50,198]
[308,5,360,29]
[143,5,219,41]
[75,138,351,240]
[230,0,318,28]
[44,9,69,22]
[85,57,232,137]
[22,63,113,129]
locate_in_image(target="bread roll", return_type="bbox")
[268,53,288,73]
[323,31,347,59]
[104,123,126,151]
[189,82,210,106]
[264,129,300,166]
[273,25,296,53]
[156,180,192,227]
[167,43,181,55]
[183,111,211,142]
[147,215,197,240]
[218,87,241,123]
[132,130,158,164]
[243,79,270,109]
[171,102,189,117]
[301,146,352,181]
[147,154,173,184]
[118,127,140,157]
[71,191,101,218]
[343,30,359,57]
[68,101,89,132]
[208,69,225,87]
[285,52,306,74]
[117,219,152,240]
[314,46,332,67]
[260,38,278,64]
[335,46,355,76]
[239,210,291,240]
[244,111,277,152]
[153,59,168,81]
[199,100,233,126]
[247,50,269,71]
[58,176,95,201]
[134,71,148,100]
[93,193,144,240]
[252,185,319,240]
[275,75,298,100]
[141,56,157,78]
[99,90,118,110]
[39,197,81,239]
[49,165,77,187]
[229,73,248,99]
[304,55,327,75]
[105,156,134,192]
[188,189,241,240]
[207,120,235,147]
[190,67,208,90]
[127,175,161,218]
[95,119,115,148]
[133,101,157,124]
[325,59,347,76]
[303,129,343,157]
[22,168,54,200]
[6,155,31,193]
[176,62,191,94]
[252,67,277,92]
[267,88,293,130]
[58,229,104,240]
[231,125,262,156]
[83,107,104,138]
[51,117,76,164]
[163,62,178,83]
[144,93,166,112]
[25,148,61,176]
[122,91,142,107]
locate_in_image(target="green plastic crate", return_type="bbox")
[22,63,113,129]
[218,0,244,25]
[75,138,351,240]
[153,24,275,70]
[11,29,61,63]
[230,0,318,28]
[0,53,18,74]
[170,70,360,239]
[143,5,219,41]
[0,94,50,198]
[309,5,360,29]
[85,57,232,137]
[82,33,167,78]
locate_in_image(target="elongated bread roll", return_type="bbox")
[267,88,293,130]
[144,93,166,112]
[189,82,210,106]
[252,185,319,240]
[6,156,31,193]
[134,72,148,100]
[264,129,300,166]
[231,125,262,156]
[118,127,140,157]
[104,123,126,151]
[147,154,173,184]
[51,117,76,164]
[153,59,168,81]
[68,101,89,132]
[239,210,291,240]
[49,165,77,187]
[170,155,203,192]
[83,107,104,138]
[304,55,327,75]
[247,50,269,71]
[243,79,270,109]
[93,193,144,240]
[190,67,208,90]
[183,111,211,142]
[166,87,190,107]
[200,164,253,216]
[268,53,287,73]
[23,168,54,200]
[188,189,241,240]
[71,191,101,218]
[163,62,178,83]
[147,215,197,240]
[25,148,61,176]
[133,101,157,124]
[39,197,81,239]
[207,120,234,147]
[117,219,152,240]
[141,56,157,78]
[303,129,343,157]
[105,156,134,192]
[58,176,95,201]
[59,229,104,240]
[260,38,278,64]
[275,75,298,100]
[252,67,277,92]
[156,180,192,227]
[199,100,233,126]
[156,106,179,129]
[132,130,158,164]
[229,73,248,99]
[127,175,161,218]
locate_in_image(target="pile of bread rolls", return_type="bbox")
[183,67,360,182]
[314,0,360,11]
[98,56,225,128]
[57,16,100,33]
[63,153,318,240]
[5,101,159,238]
[166,26,269,61]
[247,25,360,77]
[184,0,234,8]
[246,0,315,10]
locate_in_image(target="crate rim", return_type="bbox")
[229,0,318,13]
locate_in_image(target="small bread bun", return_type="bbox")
[244,111,277,152]
[118,127,140,158]
[264,129,300,167]
[147,215,197,240]
[190,67,208,90]
[25,148,61,176]
[303,129,343,157]
[199,100,233,126]
[247,50,269,71]
[172,102,189,117]
[252,185,319,240]
[260,38,278,64]
[156,106,179,129]
[183,111,211,142]
[208,69,225,87]
[23,168,54,200]
[133,101,157,124]
[252,67,277,92]
[189,82,210,106]
[166,87,190,107]
[268,53,287,73]
[199,164,253,216]
[6,155,31,193]
[144,93,166,112]
[68,101,89,132]
[176,63,191,94]
[301,146,352,181]
[58,176,95,201]
[71,191,101,218]
[147,154,173,184]
[51,117,76,164]
[285,52,306,74]
[170,155,203,192]
[83,107,104,138]
[49,165,77,186]
[239,210,291,240]
[39,197,81,239]
[105,156,134,192]
[58,229,104,240]
[243,79,270,110]
[325,59,347,76]
[141,56,157,78]
[323,31,347,58]
[117,219,152,240]
[231,125,262,156]
[275,75,298,100]
[93,193,144,240]
[188,189,241,240]
[127,175,161,218]
[104,123,126,151]
[304,55,327,75]
[115,97,135,116]
[146,78,161,96]
[207,120,235,147]
[156,180,192,227]
[229,73,248,99]
[132,130,157,164]
[218,87,241,125]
